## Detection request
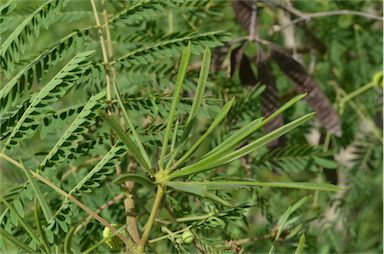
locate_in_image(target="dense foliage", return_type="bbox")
[0,0,382,253]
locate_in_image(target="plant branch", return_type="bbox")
[90,0,112,102]
[148,225,192,243]
[99,0,142,245]
[138,186,165,251]
[273,9,383,34]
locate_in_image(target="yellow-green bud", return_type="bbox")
[181,230,194,243]
[102,224,125,249]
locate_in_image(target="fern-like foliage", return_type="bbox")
[0,0,16,33]
[44,142,126,243]
[1,50,94,150]
[109,0,175,25]
[38,92,104,172]
[0,0,69,74]
[253,145,336,173]
[0,28,90,112]
[115,31,230,68]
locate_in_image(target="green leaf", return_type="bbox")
[20,161,53,222]
[187,47,211,123]
[275,197,307,241]
[99,110,152,174]
[314,156,338,169]
[159,43,191,169]
[202,117,264,159]
[294,234,306,254]
[173,98,235,169]
[0,0,68,74]
[203,94,306,159]
[275,206,292,240]
[164,181,340,192]
[114,173,154,187]
[169,113,315,179]
[112,81,152,170]
[0,196,41,247]
[0,28,90,112]
[0,228,39,254]
[165,181,231,206]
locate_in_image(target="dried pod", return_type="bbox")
[270,44,342,136]
[257,54,284,148]
[231,0,254,32]
[230,44,258,86]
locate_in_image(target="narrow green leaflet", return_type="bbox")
[202,117,264,159]
[159,42,191,169]
[99,110,152,174]
[173,98,235,169]
[164,181,340,192]
[186,47,211,123]
[0,0,68,73]
[204,94,306,159]
[294,234,306,254]
[165,181,231,206]
[0,197,41,247]
[114,173,154,187]
[0,28,91,112]
[169,113,315,179]
[20,162,53,222]
[112,81,152,170]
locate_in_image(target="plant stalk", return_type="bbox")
[138,185,165,251]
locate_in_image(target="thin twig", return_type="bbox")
[74,193,125,234]
[273,9,383,34]
[148,225,192,243]
[248,0,258,41]
[90,0,112,102]
[138,186,165,251]
[100,0,141,244]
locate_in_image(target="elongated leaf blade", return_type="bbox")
[173,98,235,169]
[204,94,306,159]
[99,110,152,174]
[164,181,340,192]
[170,113,314,179]
[165,181,231,206]
[187,47,211,123]
[114,173,154,187]
[112,81,152,169]
[159,43,191,169]
[295,234,306,254]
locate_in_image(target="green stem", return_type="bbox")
[139,186,165,251]
[340,81,376,105]
[149,226,192,243]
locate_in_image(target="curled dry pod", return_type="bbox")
[270,44,342,136]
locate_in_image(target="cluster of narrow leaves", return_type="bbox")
[0,0,359,253]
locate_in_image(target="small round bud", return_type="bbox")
[102,224,125,249]
[181,230,194,243]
